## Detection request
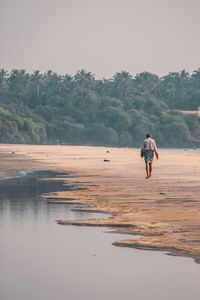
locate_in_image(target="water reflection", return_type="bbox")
[0,171,68,224]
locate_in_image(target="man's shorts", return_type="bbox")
[143,150,154,163]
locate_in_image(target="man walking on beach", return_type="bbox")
[141,133,159,179]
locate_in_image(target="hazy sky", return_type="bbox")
[0,0,199,78]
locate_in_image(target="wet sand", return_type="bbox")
[1,144,200,263]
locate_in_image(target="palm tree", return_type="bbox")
[0,69,9,100]
[0,69,9,84]
[134,72,160,95]
[74,69,95,90]
[112,71,134,109]
[8,69,29,103]
[31,70,43,98]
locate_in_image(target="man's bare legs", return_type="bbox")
[145,162,152,178]
[149,162,152,178]
[145,162,149,178]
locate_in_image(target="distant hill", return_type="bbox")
[0,68,200,147]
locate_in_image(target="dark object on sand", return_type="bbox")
[104,159,110,162]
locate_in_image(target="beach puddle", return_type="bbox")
[0,171,200,300]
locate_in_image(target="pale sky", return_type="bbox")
[0,0,199,78]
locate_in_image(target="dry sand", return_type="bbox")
[1,144,200,263]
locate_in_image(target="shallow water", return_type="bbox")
[0,171,200,300]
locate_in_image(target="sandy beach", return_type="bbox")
[1,144,200,263]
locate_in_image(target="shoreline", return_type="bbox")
[1,144,200,264]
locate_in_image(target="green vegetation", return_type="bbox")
[0,68,200,147]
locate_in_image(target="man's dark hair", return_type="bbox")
[146,133,152,138]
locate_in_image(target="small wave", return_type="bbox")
[0,170,33,181]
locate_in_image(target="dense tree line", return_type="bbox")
[0,68,200,147]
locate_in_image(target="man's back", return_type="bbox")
[142,137,157,151]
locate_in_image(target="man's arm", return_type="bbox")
[154,142,159,159]
[140,141,145,157]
